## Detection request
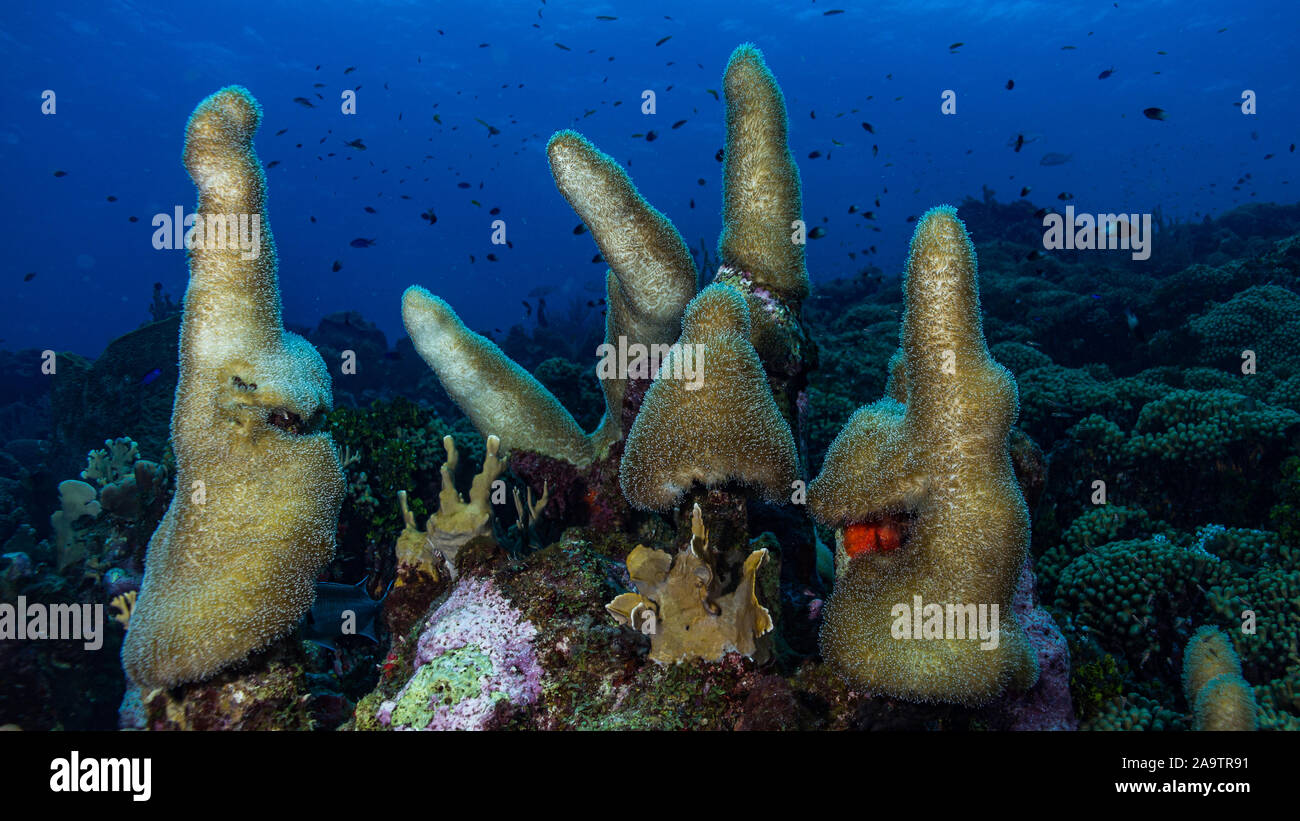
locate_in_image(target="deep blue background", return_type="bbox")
[2,0,1296,357]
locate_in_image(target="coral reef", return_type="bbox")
[122,86,345,688]
[810,206,1038,706]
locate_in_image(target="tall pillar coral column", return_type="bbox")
[809,206,1038,706]
[547,130,698,456]
[715,44,814,414]
[122,86,345,689]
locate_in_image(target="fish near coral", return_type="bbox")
[122,86,344,689]
[809,206,1038,706]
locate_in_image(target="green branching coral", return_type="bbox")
[1052,535,1217,675]
[809,206,1038,706]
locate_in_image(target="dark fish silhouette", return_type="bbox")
[302,578,389,651]
[344,138,367,150]
[332,260,342,272]
[656,36,672,46]
[23,272,35,282]
[1143,107,1168,120]
[350,238,377,248]
[139,368,162,386]
[1098,67,1114,79]
[1006,79,1014,89]
[292,97,315,107]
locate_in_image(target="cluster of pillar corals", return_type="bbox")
[124,44,1048,713]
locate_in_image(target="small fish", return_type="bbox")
[106,195,117,202]
[489,207,501,215]
[292,97,315,108]
[1061,45,1076,50]
[139,368,162,386]
[672,119,687,129]
[363,206,376,213]
[128,216,138,222]
[486,253,498,262]
[573,224,587,235]
[1033,208,1049,219]
[344,138,367,150]
[706,89,719,101]
[949,42,963,50]
[861,121,874,133]
[265,160,280,169]
[808,150,822,159]
[1006,79,1014,90]
[697,178,706,186]
[1142,107,1168,120]
[421,209,437,225]
[808,226,827,239]
[596,15,617,21]
[349,238,377,248]
[645,130,657,142]
[275,128,288,136]
[1098,67,1114,79]
[592,254,603,263]
[824,9,845,14]
[555,42,571,51]
[22,272,35,282]
[715,147,724,162]
[457,182,471,189]
[433,114,442,125]
[1040,152,1071,166]
[475,118,501,136]
[344,66,357,74]
[1057,191,1074,200]
[1013,134,1025,152]
[655,36,672,46]
[53,170,67,177]
[1020,186,1031,197]
[522,301,532,317]
[332,260,342,272]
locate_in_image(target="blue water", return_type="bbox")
[2,0,1296,357]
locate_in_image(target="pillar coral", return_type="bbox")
[1182,625,1258,731]
[619,284,797,511]
[809,206,1038,706]
[401,45,813,498]
[122,86,345,689]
